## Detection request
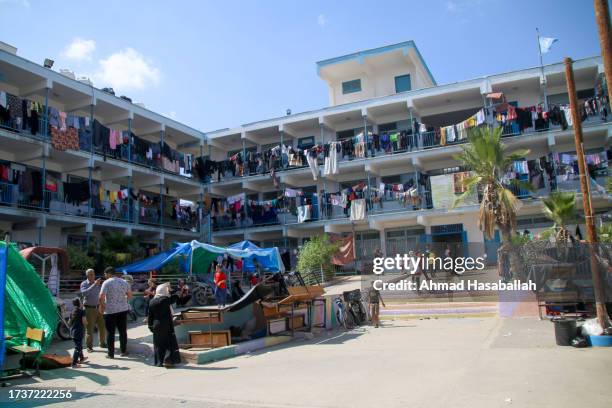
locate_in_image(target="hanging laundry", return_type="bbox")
[350,198,366,221]
[324,141,339,176]
[284,188,302,197]
[297,205,312,223]
[305,149,318,180]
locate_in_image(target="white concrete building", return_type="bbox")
[203,42,611,270]
[0,41,610,272]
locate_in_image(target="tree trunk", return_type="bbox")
[499,225,522,280]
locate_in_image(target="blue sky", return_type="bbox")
[0,0,606,132]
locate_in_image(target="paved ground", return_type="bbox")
[2,316,611,408]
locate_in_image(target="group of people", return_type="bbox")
[72,267,183,369]
[72,267,133,368]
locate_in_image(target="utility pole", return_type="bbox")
[564,57,608,329]
[594,0,612,103]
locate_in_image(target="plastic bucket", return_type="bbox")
[553,319,577,346]
[587,335,612,347]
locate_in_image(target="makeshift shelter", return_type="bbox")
[1,242,57,354]
[0,244,6,368]
[118,240,284,276]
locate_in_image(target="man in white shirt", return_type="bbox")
[99,267,132,359]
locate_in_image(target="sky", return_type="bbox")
[0,0,607,133]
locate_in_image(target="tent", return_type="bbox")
[117,242,192,274]
[0,243,6,368]
[1,242,57,355]
[228,241,261,251]
[119,240,284,275]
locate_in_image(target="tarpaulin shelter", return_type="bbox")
[117,242,192,274]
[118,240,284,276]
[228,241,261,251]
[1,242,57,356]
[0,244,6,368]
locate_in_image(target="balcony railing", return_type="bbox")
[0,182,199,233]
[208,113,610,184]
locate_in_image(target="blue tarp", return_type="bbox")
[228,241,261,251]
[119,240,284,274]
[118,242,191,274]
[0,244,6,368]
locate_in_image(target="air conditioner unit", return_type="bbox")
[59,69,76,80]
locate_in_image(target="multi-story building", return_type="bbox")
[203,41,610,268]
[0,40,610,269]
[0,43,207,252]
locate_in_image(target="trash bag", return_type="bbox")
[581,318,604,336]
[571,337,588,348]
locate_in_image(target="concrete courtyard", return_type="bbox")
[1,316,611,408]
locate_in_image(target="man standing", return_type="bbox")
[80,269,107,352]
[99,267,132,359]
[369,286,386,328]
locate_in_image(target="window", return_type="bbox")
[394,74,411,93]
[378,122,397,133]
[342,79,361,94]
[298,136,315,149]
[577,89,595,99]
[336,129,355,140]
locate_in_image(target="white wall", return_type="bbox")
[328,62,425,106]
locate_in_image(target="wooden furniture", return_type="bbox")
[177,310,223,325]
[265,285,326,335]
[176,311,226,349]
[8,327,44,376]
[187,330,231,348]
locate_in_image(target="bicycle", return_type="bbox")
[334,296,355,330]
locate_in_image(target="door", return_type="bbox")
[484,230,501,264]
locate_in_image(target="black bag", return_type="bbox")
[571,336,588,348]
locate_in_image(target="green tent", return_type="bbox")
[2,242,57,351]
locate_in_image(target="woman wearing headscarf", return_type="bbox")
[147,283,181,367]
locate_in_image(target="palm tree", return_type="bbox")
[542,191,577,242]
[454,126,530,278]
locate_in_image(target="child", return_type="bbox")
[69,298,88,368]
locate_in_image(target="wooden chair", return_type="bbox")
[9,327,44,376]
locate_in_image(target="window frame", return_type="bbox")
[394,74,411,93]
[342,79,362,95]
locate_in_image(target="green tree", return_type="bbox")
[598,223,612,244]
[454,126,530,277]
[66,245,95,271]
[542,191,577,242]
[296,235,339,282]
[99,231,144,267]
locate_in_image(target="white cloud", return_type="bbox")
[0,0,31,7]
[94,48,160,91]
[446,1,457,12]
[317,14,328,27]
[62,38,96,62]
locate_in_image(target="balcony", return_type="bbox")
[207,109,610,186]
[0,93,199,183]
[0,180,199,233]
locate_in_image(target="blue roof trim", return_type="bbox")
[316,40,437,86]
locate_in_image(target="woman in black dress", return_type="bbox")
[147,283,181,367]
